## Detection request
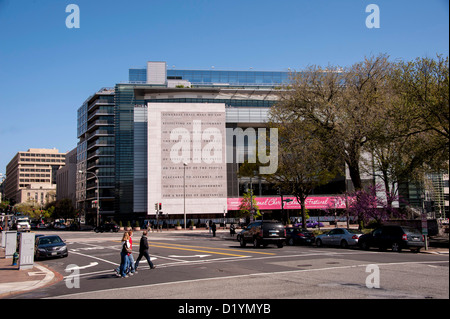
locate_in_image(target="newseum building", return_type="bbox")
[76,61,346,225]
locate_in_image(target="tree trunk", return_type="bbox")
[347,162,362,191]
[300,197,307,229]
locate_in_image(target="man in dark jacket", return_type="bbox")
[134,231,156,272]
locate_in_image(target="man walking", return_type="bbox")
[212,223,217,237]
[135,230,156,272]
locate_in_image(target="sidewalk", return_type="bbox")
[0,248,62,299]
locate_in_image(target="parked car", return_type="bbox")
[239,220,285,248]
[358,225,425,253]
[53,222,67,230]
[285,227,315,246]
[315,228,363,248]
[295,220,324,228]
[35,235,68,260]
[94,223,119,233]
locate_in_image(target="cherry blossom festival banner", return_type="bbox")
[227,196,348,211]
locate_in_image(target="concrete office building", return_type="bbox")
[4,148,66,205]
[56,147,77,207]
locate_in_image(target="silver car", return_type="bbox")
[315,228,363,248]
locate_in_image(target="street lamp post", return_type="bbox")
[278,188,293,225]
[183,162,188,230]
[79,170,100,227]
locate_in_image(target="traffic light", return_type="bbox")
[159,203,162,210]
[155,203,158,211]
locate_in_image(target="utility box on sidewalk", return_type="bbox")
[4,231,17,258]
[19,232,35,270]
[1,231,5,248]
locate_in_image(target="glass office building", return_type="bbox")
[116,63,293,221]
[129,68,291,86]
[76,88,116,221]
[77,62,295,223]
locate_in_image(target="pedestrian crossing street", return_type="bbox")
[60,236,283,280]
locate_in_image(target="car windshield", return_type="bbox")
[347,229,363,234]
[39,236,63,245]
[402,227,422,235]
[263,222,283,228]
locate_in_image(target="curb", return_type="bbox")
[0,263,63,299]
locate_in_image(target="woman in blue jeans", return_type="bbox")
[116,232,131,278]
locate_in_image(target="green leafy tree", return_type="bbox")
[264,117,342,226]
[239,190,260,220]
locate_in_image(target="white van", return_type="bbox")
[14,217,31,232]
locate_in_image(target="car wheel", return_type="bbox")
[277,242,284,248]
[340,240,349,249]
[391,242,402,252]
[240,237,246,247]
[360,241,370,251]
[316,239,323,247]
[287,238,294,246]
[253,238,260,248]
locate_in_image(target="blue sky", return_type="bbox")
[0,0,448,174]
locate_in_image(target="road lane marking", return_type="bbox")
[66,262,99,271]
[109,239,257,257]
[149,241,276,255]
[148,244,248,258]
[70,242,190,264]
[70,251,119,266]
[168,255,211,258]
[108,239,274,256]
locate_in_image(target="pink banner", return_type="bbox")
[227,196,347,211]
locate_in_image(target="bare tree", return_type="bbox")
[264,117,342,225]
[276,54,394,191]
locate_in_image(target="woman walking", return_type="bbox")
[115,232,132,278]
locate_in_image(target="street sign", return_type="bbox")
[421,213,428,235]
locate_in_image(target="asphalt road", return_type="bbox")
[11,230,449,300]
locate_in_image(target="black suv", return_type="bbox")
[94,223,120,233]
[239,220,285,248]
[358,225,425,252]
